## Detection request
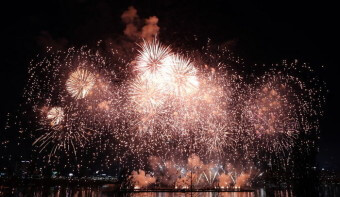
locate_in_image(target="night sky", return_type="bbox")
[2,0,339,171]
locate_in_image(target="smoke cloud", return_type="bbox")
[121,6,139,38]
[129,169,156,189]
[218,173,232,188]
[143,154,253,189]
[175,172,198,189]
[121,6,160,41]
[188,154,204,169]
[141,16,160,41]
[148,156,180,186]
[121,6,138,24]
[235,173,250,188]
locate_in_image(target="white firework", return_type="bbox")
[136,39,172,75]
[161,55,200,97]
[46,107,64,126]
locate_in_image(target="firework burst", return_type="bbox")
[161,55,200,97]
[244,73,306,155]
[66,68,96,99]
[46,106,64,127]
[136,39,172,75]
[6,37,324,183]
[130,75,165,114]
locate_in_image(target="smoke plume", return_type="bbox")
[121,6,160,41]
[148,156,180,186]
[175,172,198,189]
[129,169,156,189]
[188,154,204,169]
[141,16,160,41]
[144,154,253,189]
[218,173,232,188]
[235,173,250,188]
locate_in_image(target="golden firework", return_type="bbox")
[66,68,96,99]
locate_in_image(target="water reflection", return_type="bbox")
[128,192,255,197]
[0,186,339,197]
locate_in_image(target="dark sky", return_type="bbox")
[2,0,339,170]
